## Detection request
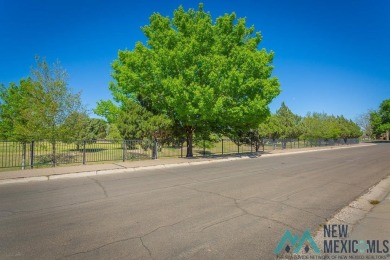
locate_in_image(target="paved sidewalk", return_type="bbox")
[349,192,390,241]
[0,143,374,184]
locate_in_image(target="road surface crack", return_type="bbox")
[200,213,246,231]
[88,177,108,198]
[56,236,140,259]
[140,237,153,259]
[56,217,189,259]
[182,186,301,232]
[244,196,327,220]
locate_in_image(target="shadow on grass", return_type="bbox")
[182,151,266,160]
[69,148,107,153]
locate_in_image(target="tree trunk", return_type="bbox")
[186,127,194,157]
[152,138,158,159]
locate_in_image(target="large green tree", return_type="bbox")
[99,4,280,157]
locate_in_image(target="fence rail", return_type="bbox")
[0,138,359,170]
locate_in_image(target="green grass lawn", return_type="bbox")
[0,138,341,170]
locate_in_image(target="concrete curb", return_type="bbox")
[0,157,248,185]
[0,143,375,186]
[0,176,49,185]
[261,142,375,157]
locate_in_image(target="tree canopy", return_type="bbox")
[0,56,86,142]
[270,102,302,139]
[96,4,280,156]
[371,99,390,139]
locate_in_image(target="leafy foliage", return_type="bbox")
[99,4,280,156]
[370,99,390,139]
[0,56,85,142]
[106,124,122,140]
[271,102,302,139]
[115,101,172,141]
[301,113,361,140]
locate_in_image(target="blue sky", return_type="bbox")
[1,0,389,120]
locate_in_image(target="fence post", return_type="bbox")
[30,141,35,169]
[237,140,240,154]
[221,139,224,155]
[82,140,86,165]
[123,140,126,162]
[52,141,56,167]
[180,141,183,158]
[21,142,26,170]
[203,140,206,156]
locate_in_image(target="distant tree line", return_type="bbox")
[250,102,361,149]
[219,102,360,151]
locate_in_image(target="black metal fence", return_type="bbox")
[0,138,359,170]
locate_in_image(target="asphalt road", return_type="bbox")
[0,144,389,260]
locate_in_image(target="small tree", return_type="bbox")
[0,56,86,166]
[273,102,302,142]
[356,112,373,139]
[106,124,122,141]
